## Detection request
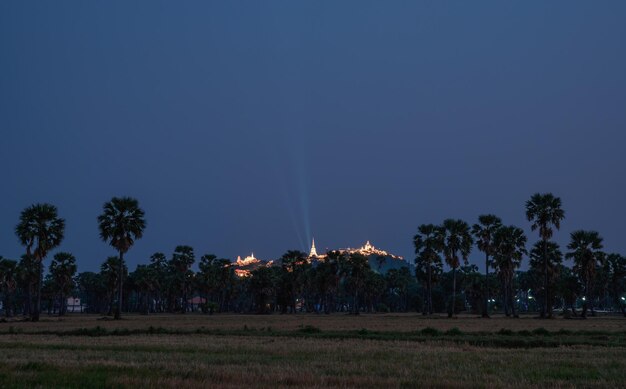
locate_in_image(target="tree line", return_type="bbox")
[0,193,624,321]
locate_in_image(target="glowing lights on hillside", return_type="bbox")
[308,239,404,260]
[236,253,260,267]
[233,239,405,278]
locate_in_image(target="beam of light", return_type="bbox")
[280,177,308,253]
[271,128,312,254]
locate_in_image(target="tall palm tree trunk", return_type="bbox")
[449,267,457,318]
[543,240,550,318]
[59,290,65,316]
[582,280,589,318]
[3,294,10,318]
[483,253,490,318]
[503,279,509,317]
[509,279,518,317]
[33,260,42,322]
[353,275,360,315]
[115,252,124,320]
[509,286,516,318]
[426,264,433,315]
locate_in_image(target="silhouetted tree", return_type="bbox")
[347,253,370,314]
[49,252,77,316]
[278,250,308,313]
[0,257,18,317]
[170,245,195,313]
[529,241,563,315]
[414,224,443,315]
[604,253,625,316]
[15,203,65,321]
[97,197,145,320]
[472,214,502,318]
[76,271,107,313]
[100,256,128,316]
[492,225,527,317]
[441,219,473,317]
[148,252,168,312]
[566,230,604,318]
[525,193,564,318]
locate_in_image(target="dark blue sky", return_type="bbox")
[1,2,625,272]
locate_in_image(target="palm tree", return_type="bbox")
[197,254,218,313]
[131,264,157,315]
[148,252,168,312]
[472,215,502,318]
[529,241,563,314]
[49,252,77,316]
[100,256,127,315]
[414,224,444,315]
[15,203,65,322]
[97,197,146,320]
[492,225,527,317]
[0,257,18,318]
[16,255,38,316]
[566,230,604,318]
[441,219,473,317]
[348,253,370,315]
[319,250,343,313]
[525,193,565,318]
[605,253,625,316]
[170,245,195,313]
[278,250,308,313]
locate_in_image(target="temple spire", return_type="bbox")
[309,238,318,257]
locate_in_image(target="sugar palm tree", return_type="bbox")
[49,252,77,316]
[348,253,370,315]
[279,250,308,313]
[604,253,625,316]
[170,245,195,313]
[100,256,127,315]
[566,230,604,318]
[319,250,343,313]
[131,264,158,315]
[15,203,65,322]
[0,257,18,318]
[525,193,565,318]
[492,225,527,317]
[97,197,146,320]
[529,241,563,314]
[414,224,444,315]
[472,215,502,318]
[441,219,473,317]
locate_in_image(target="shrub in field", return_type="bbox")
[421,327,440,336]
[532,327,550,336]
[299,325,322,334]
[445,327,463,336]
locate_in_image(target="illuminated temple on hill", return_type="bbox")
[233,239,405,277]
[308,238,403,260]
[233,253,273,277]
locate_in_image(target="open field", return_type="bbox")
[2,313,625,333]
[0,314,625,388]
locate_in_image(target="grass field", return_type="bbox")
[0,313,625,388]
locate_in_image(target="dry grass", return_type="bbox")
[0,334,624,388]
[0,314,624,388]
[2,312,624,333]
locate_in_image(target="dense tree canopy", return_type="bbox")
[0,194,624,318]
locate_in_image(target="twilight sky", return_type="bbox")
[1,1,625,272]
